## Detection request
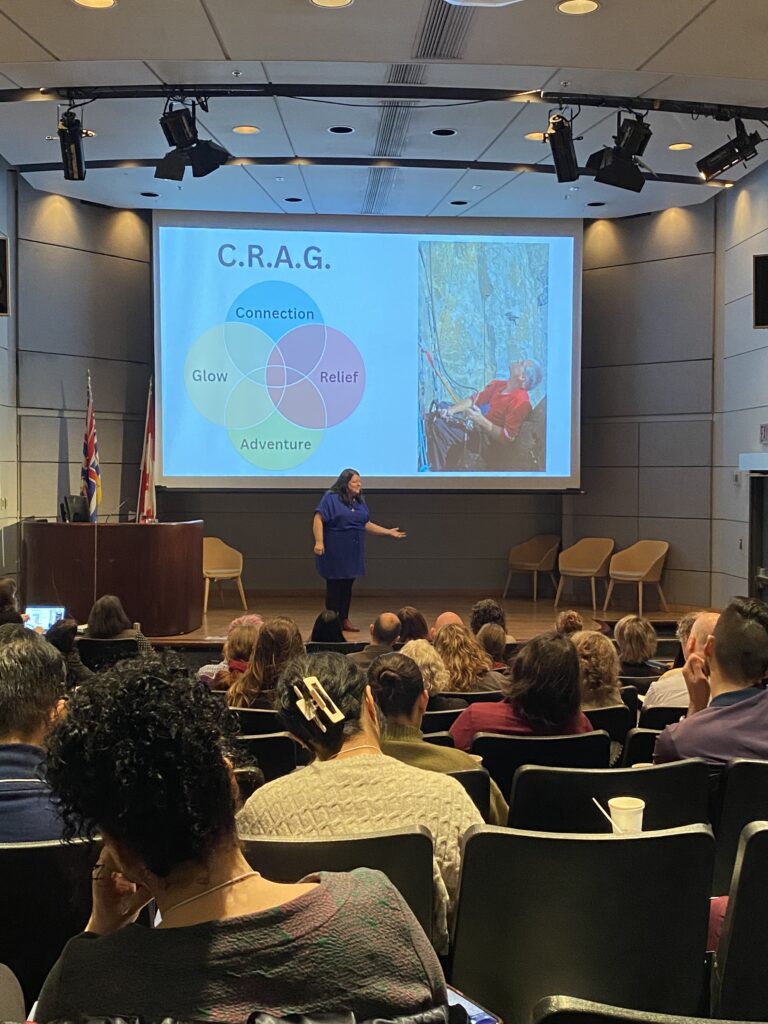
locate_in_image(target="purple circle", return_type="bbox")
[272,377,328,429]
[308,327,365,427]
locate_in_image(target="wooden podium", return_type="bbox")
[20,520,204,637]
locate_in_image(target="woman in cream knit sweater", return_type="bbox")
[237,652,482,951]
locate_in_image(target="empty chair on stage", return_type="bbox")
[503,534,560,601]
[555,538,614,612]
[202,536,247,614]
[603,540,669,617]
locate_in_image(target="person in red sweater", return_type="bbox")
[449,631,593,752]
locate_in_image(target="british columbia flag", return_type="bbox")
[80,373,102,522]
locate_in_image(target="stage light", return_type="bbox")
[155,100,232,181]
[58,108,86,181]
[615,114,652,159]
[585,113,652,192]
[696,118,762,181]
[155,148,187,182]
[159,105,197,149]
[189,139,231,178]
[546,112,579,182]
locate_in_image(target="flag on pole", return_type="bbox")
[80,372,102,523]
[137,377,156,523]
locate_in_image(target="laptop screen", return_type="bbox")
[24,606,66,632]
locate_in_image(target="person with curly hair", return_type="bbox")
[228,616,304,708]
[238,652,482,952]
[35,653,447,1022]
[469,598,515,643]
[555,609,583,637]
[433,622,506,693]
[449,631,592,752]
[571,630,623,711]
[400,639,466,710]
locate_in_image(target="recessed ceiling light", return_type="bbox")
[328,125,355,134]
[275,176,285,182]
[668,141,693,151]
[431,128,457,137]
[450,200,468,206]
[471,184,483,190]
[525,131,546,142]
[72,0,117,7]
[140,191,159,198]
[233,125,260,135]
[310,0,354,7]
[284,196,303,202]
[587,201,606,207]
[557,0,599,12]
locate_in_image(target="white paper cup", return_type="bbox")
[608,796,645,833]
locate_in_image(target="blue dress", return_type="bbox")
[315,491,370,580]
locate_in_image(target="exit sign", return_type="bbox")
[762,424,768,444]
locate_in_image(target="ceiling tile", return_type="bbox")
[196,98,293,156]
[0,10,53,61]
[0,60,159,87]
[148,61,268,85]
[264,62,393,85]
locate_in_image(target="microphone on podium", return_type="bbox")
[100,500,133,523]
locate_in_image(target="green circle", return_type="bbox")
[225,374,277,430]
[184,323,274,426]
[228,408,323,470]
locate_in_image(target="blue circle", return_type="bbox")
[226,281,323,342]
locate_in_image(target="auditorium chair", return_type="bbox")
[470,731,611,798]
[619,685,639,720]
[639,706,685,731]
[242,826,433,936]
[450,824,714,1024]
[447,770,491,821]
[306,641,367,654]
[621,728,661,767]
[583,705,634,746]
[603,541,669,618]
[712,821,768,1020]
[507,761,710,832]
[77,637,138,671]
[554,538,615,612]
[422,731,455,748]
[236,732,308,782]
[202,536,247,614]
[502,534,560,601]
[710,759,768,896]
[0,838,98,1011]
[442,691,504,704]
[229,707,282,734]
[422,709,463,733]
[532,996,760,1024]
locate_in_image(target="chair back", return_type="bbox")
[451,824,714,1024]
[448,770,491,821]
[237,733,306,782]
[508,534,560,571]
[242,826,434,936]
[305,641,367,654]
[532,995,747,1024]
[558,538,614,576]
[422,731,455,748]
[620,728,661,767]
[609,540,669,582]
[711,759,768,895]
[508,760,711,832]
[77,637,139,671]
[234,765,264,802]
[202,536,242,576]
[442,691,504,704]
[422,709,463,733]
[639,706,685,731]
[583,705,634,745]
[619,686,639,720]
[229,707,282,734]
[471,732,611,798]
[0,964,24,1023]
[0,839,98,1011]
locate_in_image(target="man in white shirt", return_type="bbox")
[644,610,719,710]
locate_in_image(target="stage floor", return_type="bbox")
[151,593,694,645]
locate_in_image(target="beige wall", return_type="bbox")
[574,205,716,608]
[712,161,768,604]
[0,164,18,577]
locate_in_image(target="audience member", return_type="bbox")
[347,612,401,670]
[428,610,463,640]
[370,653,508,825]
[644,611,719,710]
[672,611,699,668]
[229,616,304,708]
[45,618,94,689]
[476,623,509,674]
[396,606,429,643]
[433,623,506,692]
[86,594,152,652]
[555,609,583,636]
[309,610,346,643]
[197,614,264,686]
[654,597,768,766]
[571,630,623,711]
[36,654,446,1022]
[238,652,482,950]
[450,631,592,752]
[214,621,261,696]
[0,622,29,644]
[400,639,466,710]
[0,634,65,841]
[470,598,515,643]
[614,614,659,688]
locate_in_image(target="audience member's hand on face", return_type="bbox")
[87,846,151,936]
[682,651,710,714]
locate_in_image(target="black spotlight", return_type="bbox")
[696,119,762,181]
[615,114,652,159]
[58,108,86,181]
[188,139,231,178]
[586,113,652,193]
[547,113,579,182]
[154,148,188,182]
[159,105,198,149]
[155,101,231,181]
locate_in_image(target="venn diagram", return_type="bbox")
[183,281,365,469]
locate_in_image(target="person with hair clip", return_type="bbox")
[370,653,509,826]
[35,652,447,1022]
[312,469,406,633]
[238,652,482,951]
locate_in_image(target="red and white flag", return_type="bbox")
[137,378,156,523]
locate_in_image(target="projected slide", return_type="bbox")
[155,221,578,488]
